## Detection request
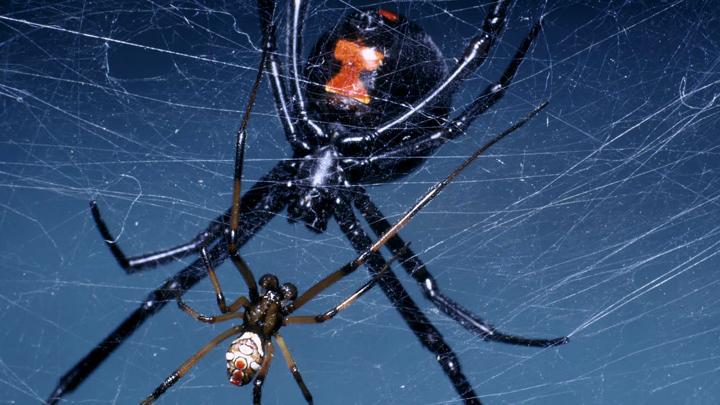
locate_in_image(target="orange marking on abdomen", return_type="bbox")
[324,39,384,104]
[378,9,399,22]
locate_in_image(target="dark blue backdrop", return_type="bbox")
[1,1,719,404]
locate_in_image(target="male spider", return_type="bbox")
[47,0,568,403]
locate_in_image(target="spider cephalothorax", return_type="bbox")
[288,9,451,232]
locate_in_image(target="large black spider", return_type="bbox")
[47,0,568,403]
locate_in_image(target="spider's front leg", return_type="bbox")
[90,201,226,272]
[176,295,248,324]
[175,247,256,324]
[367,20,544,166]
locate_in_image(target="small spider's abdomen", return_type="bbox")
[226,331,264,386]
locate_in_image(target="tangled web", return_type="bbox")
[1,0,719,403]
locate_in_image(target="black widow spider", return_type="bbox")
[47,0,568,403]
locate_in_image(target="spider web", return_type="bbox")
[1,0,720,404]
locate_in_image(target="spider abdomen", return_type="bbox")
[226,331,265,386]
[305,9,450,130]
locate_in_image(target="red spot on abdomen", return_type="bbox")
[378,9,399,22]
[325,39,384,104]
[229,370,244,386]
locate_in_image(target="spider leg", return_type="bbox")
[90,201,225,272]
[285,106,551,402]
[355,103,568,347]
[228,0,277,253]
[253,341,274,405]
[285,249,401,324]
[229,254,261,302]
[140,325,243,404]
[46,161,294,405]
[333,201,481,405]
[337,0,516,154]
[201,243,260,308]
[437,22,543,145]
[289,106,545,313]
[256,0,310,152]
[176,247,254,323]
[274,333,313,403]
[287,0,326,140]
[354,192,568,347]
[367,22,543,163]
[176,294,247,324]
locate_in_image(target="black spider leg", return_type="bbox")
[45,161,295,405]
[286,0,327,141]
[90,202,225,271]
[356,100,568,347]
[337,0,517,154]
[257,0,311,153]
[333,200,481,405]
[89,1,281,270]
[365,21,543,168]
[353,192,568,347]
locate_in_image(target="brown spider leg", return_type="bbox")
[230,255,260,302]
[288,106,549,403]
[176,248,253,324]
[176,294,247,324]
[228,13,274,254]
[359,102,568,347]
[141,325,243,405]
[286,249,403,324]
[274,333,313,403]
[201,247,259,308]
[358,103,568,347]
[252,341,274,405]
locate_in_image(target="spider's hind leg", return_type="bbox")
[141,325,243,404]
[333,200,481,405]
[354,190,569,348]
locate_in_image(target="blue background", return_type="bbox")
[1,1,720,404]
